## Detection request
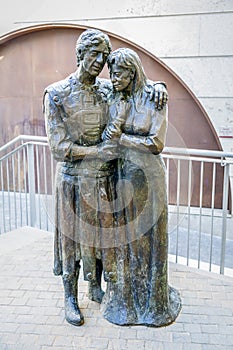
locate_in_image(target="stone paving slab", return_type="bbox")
[0,227,233,350]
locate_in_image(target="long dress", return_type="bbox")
[101,89,181,326]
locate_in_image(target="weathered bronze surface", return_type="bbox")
[43,29,181,327]
[101,48,181,326]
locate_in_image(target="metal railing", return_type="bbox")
[163,147,233,276]
[0,135,55,233]
[1,135,233,276]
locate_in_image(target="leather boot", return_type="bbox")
[63,270,84,326]
[88,259,104,303]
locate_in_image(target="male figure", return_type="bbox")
[44,28,167,326]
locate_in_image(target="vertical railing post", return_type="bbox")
[220,162,229,274]
[27,143,36,227]
[175,159,181,263]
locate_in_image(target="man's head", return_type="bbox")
[75,29,112,76]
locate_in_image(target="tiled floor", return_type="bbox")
[0,227,233,350]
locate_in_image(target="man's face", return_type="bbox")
[82,42,109,77]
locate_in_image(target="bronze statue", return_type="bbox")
[101,48,181,326]
[43,29,169,326]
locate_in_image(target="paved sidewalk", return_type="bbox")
[0,227,233,350]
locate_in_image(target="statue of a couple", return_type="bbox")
[43,28,181,327]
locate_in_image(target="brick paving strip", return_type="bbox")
[0,226,233,350]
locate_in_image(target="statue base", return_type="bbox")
[101,286,182,327]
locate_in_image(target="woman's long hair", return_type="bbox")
[107,48,147,98]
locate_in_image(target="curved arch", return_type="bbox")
[0,23,222,150]
[0,24,225,209]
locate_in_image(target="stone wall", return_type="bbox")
[1,0,233,151]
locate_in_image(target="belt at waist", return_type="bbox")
[59,159,115,178]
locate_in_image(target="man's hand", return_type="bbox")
[146,81,168,110]
[97,140,119,160]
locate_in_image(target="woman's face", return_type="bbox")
[110,64,134,92]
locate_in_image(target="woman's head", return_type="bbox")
[107,48,147,94]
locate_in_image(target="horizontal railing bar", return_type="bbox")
[163,154,233,164]
[163,146,233,159]
[1,135,233,159]
[2,144,233,165]
[0,142,48,162]
[0,135,48,153]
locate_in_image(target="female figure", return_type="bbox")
[101,48,181,326]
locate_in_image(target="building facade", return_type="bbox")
[1,0,233,152]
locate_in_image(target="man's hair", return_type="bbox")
[75,29,112,66]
